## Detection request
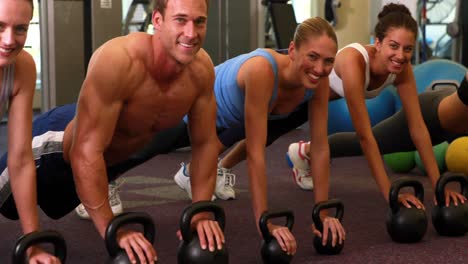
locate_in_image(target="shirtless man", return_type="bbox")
[0,0,223,262]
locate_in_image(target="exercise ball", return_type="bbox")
[327,98,353,134]
[328,89,395,134]
[414,141,449,175]
[445,137,468,175]
[395,59,466,111]
[383,151,416,173]
[413,59,466,93]
[366,89,396,125]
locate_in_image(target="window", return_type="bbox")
[24,0,41,91]
[292,0,312,23]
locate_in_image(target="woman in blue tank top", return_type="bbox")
[129,17,346,253]
[178,17,344,253]
[0,1,53,262]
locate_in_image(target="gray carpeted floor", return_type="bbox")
[0,125,467,263]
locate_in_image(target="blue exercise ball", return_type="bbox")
[395,59,466,110]
[328,98,354,134]
[328,89,395,134]
[414,59,466,93]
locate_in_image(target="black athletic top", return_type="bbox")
[458,76,468,106]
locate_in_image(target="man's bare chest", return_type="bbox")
[116,83,197,135]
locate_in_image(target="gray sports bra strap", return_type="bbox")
[0,64,15,120]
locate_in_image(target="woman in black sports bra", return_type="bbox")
[289,72,468,206]
[328,72,468,157]
[328,71,468,203]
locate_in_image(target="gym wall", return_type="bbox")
[204,0,261,65]
[323,0,370,49]
[40,1,122,110]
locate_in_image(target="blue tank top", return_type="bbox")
[184,49,314,127]
[0,64,15,120]
[214,49,281,128]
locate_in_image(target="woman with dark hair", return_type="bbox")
[288,73,468,205]
[286,3,464,207]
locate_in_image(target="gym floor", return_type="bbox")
[0,124,467,263]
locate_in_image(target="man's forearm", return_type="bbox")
[190,141,218,202]
[72,156,112,237]
[87,204,115,237]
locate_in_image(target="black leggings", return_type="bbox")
[131,102,309,162]
[329,89,464,157]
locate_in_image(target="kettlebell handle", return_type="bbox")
[105,212,156,257]
[180,201,226,242]
[259,210,294,243]
[12,230,67,264]
[312,199,344,232]
[389,177,425,214]
[435,173,468,206]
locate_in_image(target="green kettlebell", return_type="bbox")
[259,210,294,264]
[177,201,228,264]
[432,173,468,236]
[386,177,428,243]
[312,199,344,255]
[13,230,67,264]
[105,212,155,264]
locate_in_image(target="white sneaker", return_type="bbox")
[75,180,124,220]
[286,141,313,190]
[215,166,236,200]
[174,162,216,201]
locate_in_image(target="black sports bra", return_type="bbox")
[457,76,468,106]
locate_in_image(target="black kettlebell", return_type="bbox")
[259,210,294,264]
[432,173,468,236]
[386,177,428,243]
[12,230,67,264]
[177,201,229,264]
[312,199,344,255]
[105,212,155,264]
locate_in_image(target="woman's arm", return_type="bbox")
[242,57,274,227]
[308,81,330,205]
[242,57,296,254]
[395,65,465,205]
[7,51,37,234]
[395,65,440,187]
[309,78,346,246]
[337,49,393,202]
